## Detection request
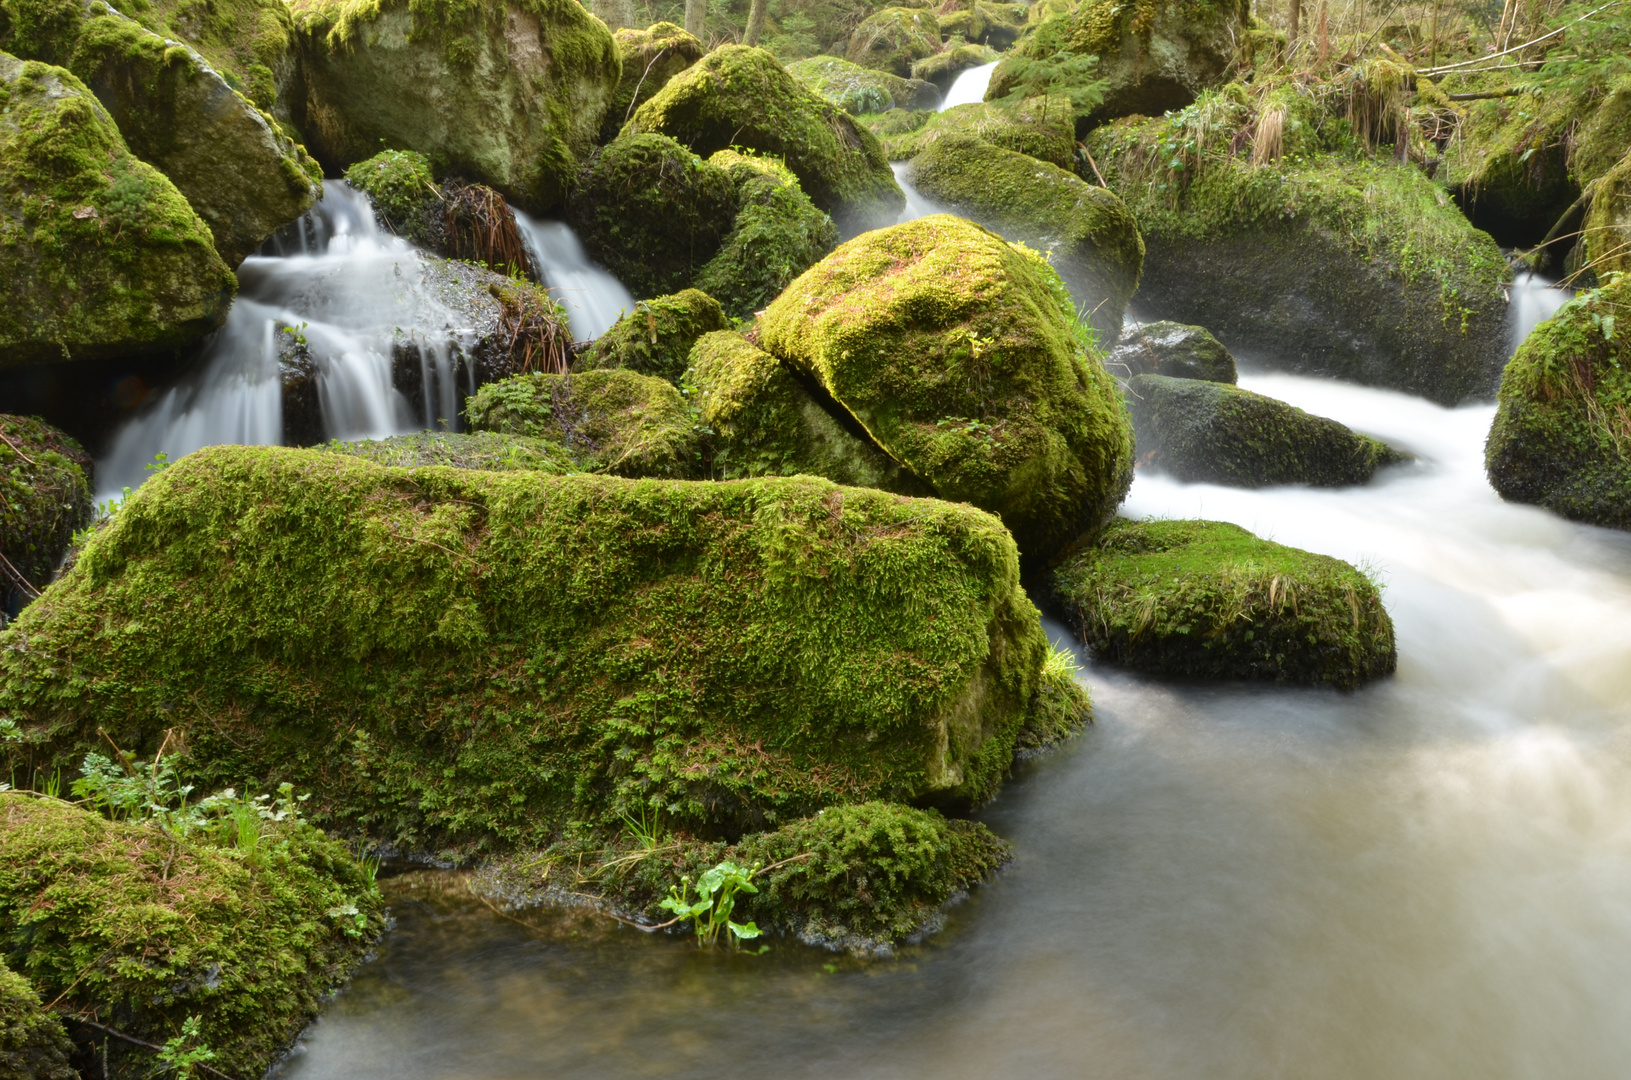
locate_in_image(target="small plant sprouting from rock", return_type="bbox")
[660,860,765,949]
[156,1015,216,1079]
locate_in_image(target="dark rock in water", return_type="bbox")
[1126,374,1408,488]
[1053,518,1397,689]
[602,22,706,143]
[0,956,78,1080]
[1486,275,1631,529]
[0,415,93,621]
[323,430,577,472]
[577,289,729,383]
[1108,321,1237,383]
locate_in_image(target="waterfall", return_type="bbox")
[1508,270,1573,354]
[938,61,999,111]
[511,210,635,341]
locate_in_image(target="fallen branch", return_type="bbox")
[1446,87,1525,100]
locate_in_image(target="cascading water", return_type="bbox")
[512,210,634,341]
[1508,269,1573,353]
[939,61,999,110]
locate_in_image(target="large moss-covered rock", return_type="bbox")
[988,0,1249,132]
[686,329,926,491]
[578,288,729,382]
[601,21,704,141]
[788,54,939,113]
[759,214,1134,564]
[1,415,92,620]
[1127,374,1407,487]
[626,45,905,235]
[0,54,236,368]
[0,957,75,1080]
[1486,275,1631,528]
[1054,518,1397,688]
[1581,148,1631,279]
[907,134,1143,342]
[464,368,703,477]
[880,97,1075,168]
[1572,74,1631,191]
[0,446,1053,850]
[0,794,384,1080]
[287,0,619,211]
[1088,112,1510,405]
[846,6,939,77]
[566,132,736,300]
[1107,320,1236,382]
[694,149,838,320]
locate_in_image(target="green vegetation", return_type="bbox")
[881,98,1075,168]
[0,956,75,1080]
[910,42,997,91]
[983,16,1105,126]
[758,214,1134,565]
[603,21,705,142]
[345,148,439,241]
[1054,518,1397,688]
[0,415,92,618]
[1582,151,1631,278]
[580,289,730,383]
[1486,273,1631,529]
[1126,374,1409,487]
[844,6,939,77]
[322,431,580,473]
[788,54,938,113]
[660,860,764,948]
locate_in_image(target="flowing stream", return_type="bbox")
[939,61,999,110]
[272,278,1631,1079]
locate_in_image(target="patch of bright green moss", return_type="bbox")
[579,288,729,383]
[344,148,439,240]
[322,430,579,472]
[909,42,995,91]
[844,6,938,78]
[881,97,1075,168]
[788,53,935,113]
[602,21,704,142]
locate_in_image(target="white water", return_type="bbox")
[512,211,634,340]
[1508,270,1573,355]
[939,61,998,110]
[892,161,954,225]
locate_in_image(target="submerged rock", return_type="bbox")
[287,0,619,211]
[602,22,705,142]
[1054,518,1397,688]
[627,45,905,235]
[1486,275,1631,529]
[1107,320,1237,382]
[906,134,1143,342]
[0,54,236,368]
[846,6,940,77]
[0,415,93,621]
[0,794,384,1080]
[0,958,76,1080]
[788,54,940,113]
[759,214,1134,565]
[578,289,730,383]
[1126,374,1407,488]
[0,446,1055,850]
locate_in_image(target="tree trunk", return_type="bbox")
[743,0,769,47]
[1288,0,1301,42]
[685,0,705,40]
[592,0,635,30]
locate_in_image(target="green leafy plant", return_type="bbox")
[155,1015,216,1079]
[991,19,1106,124]
[659,860,764,949]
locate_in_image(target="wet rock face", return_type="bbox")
[287,0,620,212]
[0,53,236,368]
[0,414,93,621]
[1107,321,1236,383]
[1125,374,1409,488]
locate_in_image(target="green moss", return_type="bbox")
[626,45,904,235]
[0,793,384,1080]
[881,98,1075,169]
[566,132,737,300]
[907,133,1143,341]
[344,148,439,239]
[1054,518,1397,688]
[0,54,235,367]
[602,21,704,142]
[322,430,580,472]
[1106,320,1236,382]
[578,288,728,383]
[1573,74,1631,188]
[693,148,838,321]
[759,214,1134,566]
[844,6,938,78]
[1581,149,1631,278]
[0,415,92,616]
[859,106,931,139]
[1127,373,1408,487]
[464,368,704,477]
[1486,274,1631,529]
[788,53,936,113]
[0,446,1049,853]
[1015,644,1092,753]
[909,42,995,92]
[0,956,74,1080]
[684,328,925,492]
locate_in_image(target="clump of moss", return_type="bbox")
[907,134,1143,341]
[788,54,938,114]
[601,21,705,142]
[0,55,236,367]
[0,446,1049,854]
[1014,643,1093,753]
[1107,320,1236,382]
[910,42,996,92]
[566,132,737,300]
[1054,518,1397,688]
[0,957,75,1080]
[1,415,92,620]
[1127,374,1408,487]
[694,149,839,320]
[759,214,1134,566]
[322,430,579,473]
[881,97,1075,168]
[845,6,939,78]
[464,368,703,477]
[0,793,384,1080]
[345,148,440,240]
[684,329,925,491]
[1486,274,1631,528]
[1572,74,1631,190]
[626,45,904,235]
[578,289,727,383]
[1581,150,1631,279]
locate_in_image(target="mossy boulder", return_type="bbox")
[1087,114,1510,405]
[694,149,839,321]
[759,214,1134,565]
[1572,74,1631,190]
[881,98,1074,169]
[686,329,926,492]
[0,957,75,1080]
[789,53,939,113]
[0,794,384,1080]
[566,132,737,300]
[0,445,1054,851]
[578,288,729,382]
[323,430,578,472]
[1108,320,1236,382]
[1581,149,1631,280]
[601,21,704,142]
[1127,374,1407,487]
[1054,518,1397,688]
[987,0,1250,132]
[343,148,440,240]
[1486,275,1631,528]
[464,368,703,477]
[845,6,939,77]
[910,42,995,92]
[1,415,92,621]
[907,134,1143,342]
[0,54,236,368]
[861,106,931,139]
[287,0,619,211]
[626,45,905,236]
[975,0,1025,48]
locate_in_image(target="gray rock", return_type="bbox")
[1108,321,1237,383]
